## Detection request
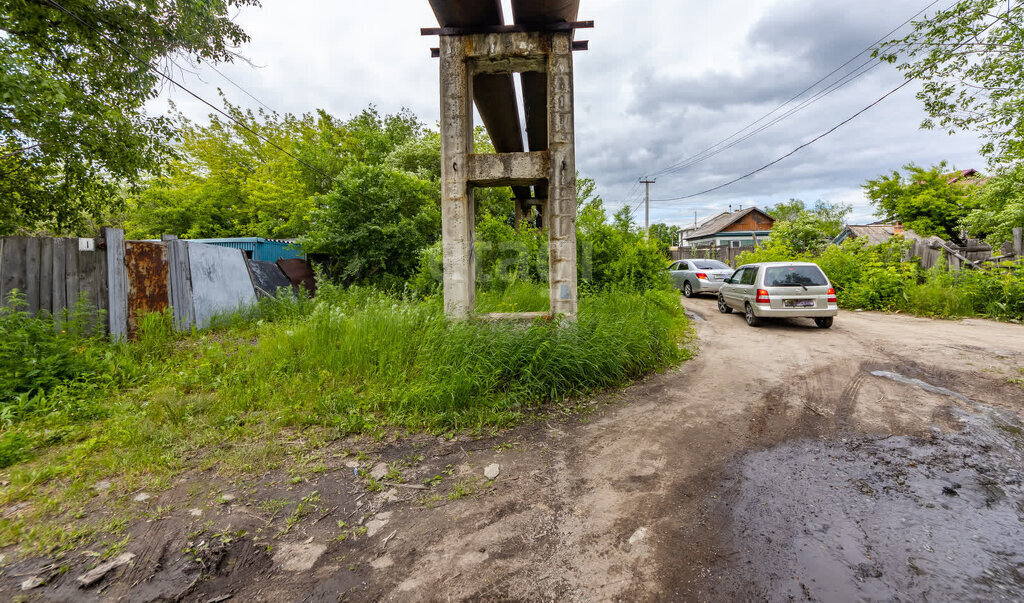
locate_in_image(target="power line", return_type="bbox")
[43,0,333,182]
[652,58,885,177]
[650,78,914,203]
[645,0,945,179]
[649,2,1007,204]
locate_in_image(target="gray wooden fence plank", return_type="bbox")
[39,238,53,315]
[164,235,195,331]
[51,238,67,319]
[24,237,40,315]
[104,228,127,339]
[79,239,105,332]
[1015,227,1023,258]
[2,238,28,303]
[96,238,109,333]
[65,238,80,310]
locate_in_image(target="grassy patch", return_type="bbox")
[0,285,691,554]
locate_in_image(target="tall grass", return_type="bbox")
[476,279,550,313]
[0,285,691,552]
[158,286,690,433]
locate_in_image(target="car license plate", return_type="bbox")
[785,299,815,308]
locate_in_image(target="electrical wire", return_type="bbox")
[644,0,946,179]
[649,2,1007,204]
[650,79,914,203]
[43,0,333,181]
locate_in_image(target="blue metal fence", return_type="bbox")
[182,238,305,262]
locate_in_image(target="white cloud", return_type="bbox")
[153,0,986,228]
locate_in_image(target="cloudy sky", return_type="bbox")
[155,0,985,227]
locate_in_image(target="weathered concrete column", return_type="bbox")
[546,32,578,318]
[439,35,476,318]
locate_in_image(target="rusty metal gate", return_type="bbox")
[124,241,170,339]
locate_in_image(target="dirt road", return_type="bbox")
[8,299,1024,601]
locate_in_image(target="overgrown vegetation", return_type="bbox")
[737,236,1024,321]
[0,283,691,552]
[1,0,261,236]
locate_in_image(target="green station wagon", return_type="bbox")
[718,261,838,328]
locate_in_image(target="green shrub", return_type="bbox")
[0,292,112,416]
[0,431,29,468]
[608,236,673,292]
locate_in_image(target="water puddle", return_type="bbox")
[869,370,973,403]
[714,397,1024,600]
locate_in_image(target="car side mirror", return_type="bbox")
[724,278,734,284]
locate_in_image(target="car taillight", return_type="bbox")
[756,289,770,304]
[696,272,708,280]
[827,287,837,303]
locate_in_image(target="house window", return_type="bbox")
[731,240,741,248]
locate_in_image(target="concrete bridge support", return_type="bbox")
[438,31,578,319]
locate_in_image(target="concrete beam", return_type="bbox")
[468,151,549,187]
[463,31,551,59]
[429,0,528,202]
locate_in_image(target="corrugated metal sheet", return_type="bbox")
[247,259,293,297]
[184,238,305,263]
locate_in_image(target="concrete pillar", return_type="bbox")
[439,35,476,318]
[546,32,578,318]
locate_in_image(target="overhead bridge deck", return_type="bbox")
[426,0,582,204]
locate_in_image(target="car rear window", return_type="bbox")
[764,265,827,287]
[692,260,730,270]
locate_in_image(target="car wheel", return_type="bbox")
[683,281,694,298]
[815,317,834,329]
[718,295,732,314]
[744,303,761,327]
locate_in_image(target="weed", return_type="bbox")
[384,463,402,483]
[282,491,321,535]
[447,478,482,501]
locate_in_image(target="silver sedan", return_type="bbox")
[668,259,735,298]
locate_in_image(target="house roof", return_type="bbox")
[678,212,726,236]
[836,224,921,246]
[687,207,773,240]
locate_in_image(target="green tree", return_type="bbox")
[302,164,440,288]
[648,223,675,248]
[864,163,978,243]
[0,0,259,235]
[764,199,852,253]
[962,164,1024,246]
[765,199,805,223]
[876,0,1024,165]
[126,105,437,239]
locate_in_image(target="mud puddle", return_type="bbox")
[712,398,1024,600]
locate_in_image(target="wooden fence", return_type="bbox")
[0,235,110,331]
[671,245,756,267]
[910,227,1022,271]
[0,229,304,338]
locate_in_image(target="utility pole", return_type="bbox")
[640,178,656,232]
